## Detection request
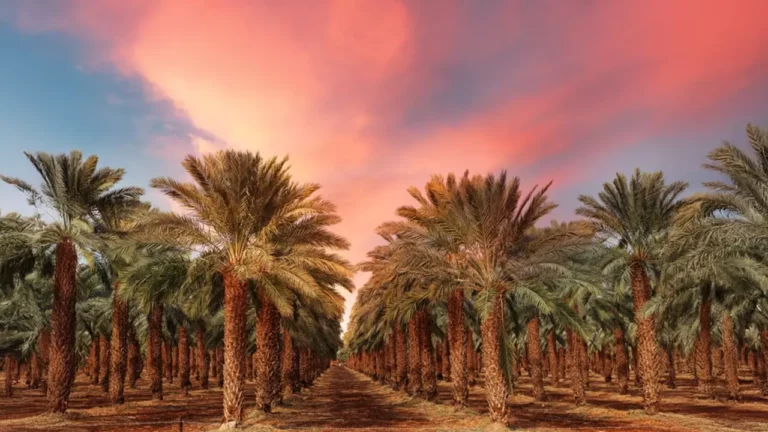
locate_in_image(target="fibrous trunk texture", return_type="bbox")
[695,295,714,399]
[395,325,407,391]
[37,329,50,393]
[547,331,559,387]
[100,335,111,393]
[527,315,546,401]
[448,289,468,406]
[467,342,477,386]
[442,337,451,382]
[109,281,128,404]
[255,290,281,413]
[665,348,676,389]
[5,355,13,397]
[419,308,437,400]
[721,313,741,401]
[164,340,173,383]
[222,273,248,423]
[90,338,100,384]
[148,304,164,400]
[567,328,586,405]
[179,326,191,394]
[196,327,209,389]
[128,327,140,389]
[388,334,397,388]
[481,291,509,424]
[407,312,423,395]
[281,328,298,396]
[630,262,660,414]
[48,240,77,413]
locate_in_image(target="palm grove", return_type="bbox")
[344,124,768,425]
[0,151,353,426]
[2,125,768,427]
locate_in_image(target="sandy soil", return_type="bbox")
[0,365,766,431]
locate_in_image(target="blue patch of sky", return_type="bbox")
[0,24,215,215]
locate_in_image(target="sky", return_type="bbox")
[1,1,768,328]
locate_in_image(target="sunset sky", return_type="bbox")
[1,1,768,327]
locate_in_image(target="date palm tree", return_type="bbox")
[135,150,351,425]
[577,169,688,414]
[439,172,598,424]
[1,151,142,412]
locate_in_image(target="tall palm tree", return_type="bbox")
[1,151,142,412]
[577,169,688,414]
[136,150,351,425]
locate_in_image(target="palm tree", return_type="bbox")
[123,250,189,400]
[1,151,142,412]
[436,172,596,424]
[136,150,351,424]
[577,169,688,414]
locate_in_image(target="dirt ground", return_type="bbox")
[0,365,766,431]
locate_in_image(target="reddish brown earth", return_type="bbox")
[1,365,766,431]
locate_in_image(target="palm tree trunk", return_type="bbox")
[179,326,191,394]
[481,291,510,424]
[299,348,310,388]
[602,350,613,383]
[558,347,566,381]
[567,328,586,405]
[219,273,248,424]
[419,308,437,400]
[527,315,546,401]
[30,353,40,389]
[109,281,128,405]
[760,332,768,395]
[407,312,423,395]
[173,343,179,378]
[255,291,281,413]
[695,296,714,399]
[665,348,676,389]
[388,334,397,387]
[442,337,451,382]
[127,328,140,389]
[467,342,477,386]
[196,327,209,389]
[721,313,740,401]
[579,339,590,391]
[48,239,77,413]
[394,325,407,391]
[148,305,164,400]
[281,329,297,396]
[632,344,642,387]
[100,335,111,393]
[90,338,100,385]
[217,347,224,387]
[547,331,559,387]
[37,328,50,394]
[164,340,173,383]
[448,289,468,406]
[5,355,13,397]
[630,262,661,414]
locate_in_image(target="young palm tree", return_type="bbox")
[577,169,688,414]
[1,151,142,412]
[136,150,351,425]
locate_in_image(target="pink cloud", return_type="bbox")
[8,0,768,326]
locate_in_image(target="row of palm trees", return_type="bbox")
[0,150,353,427]
[344,123,768,425]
